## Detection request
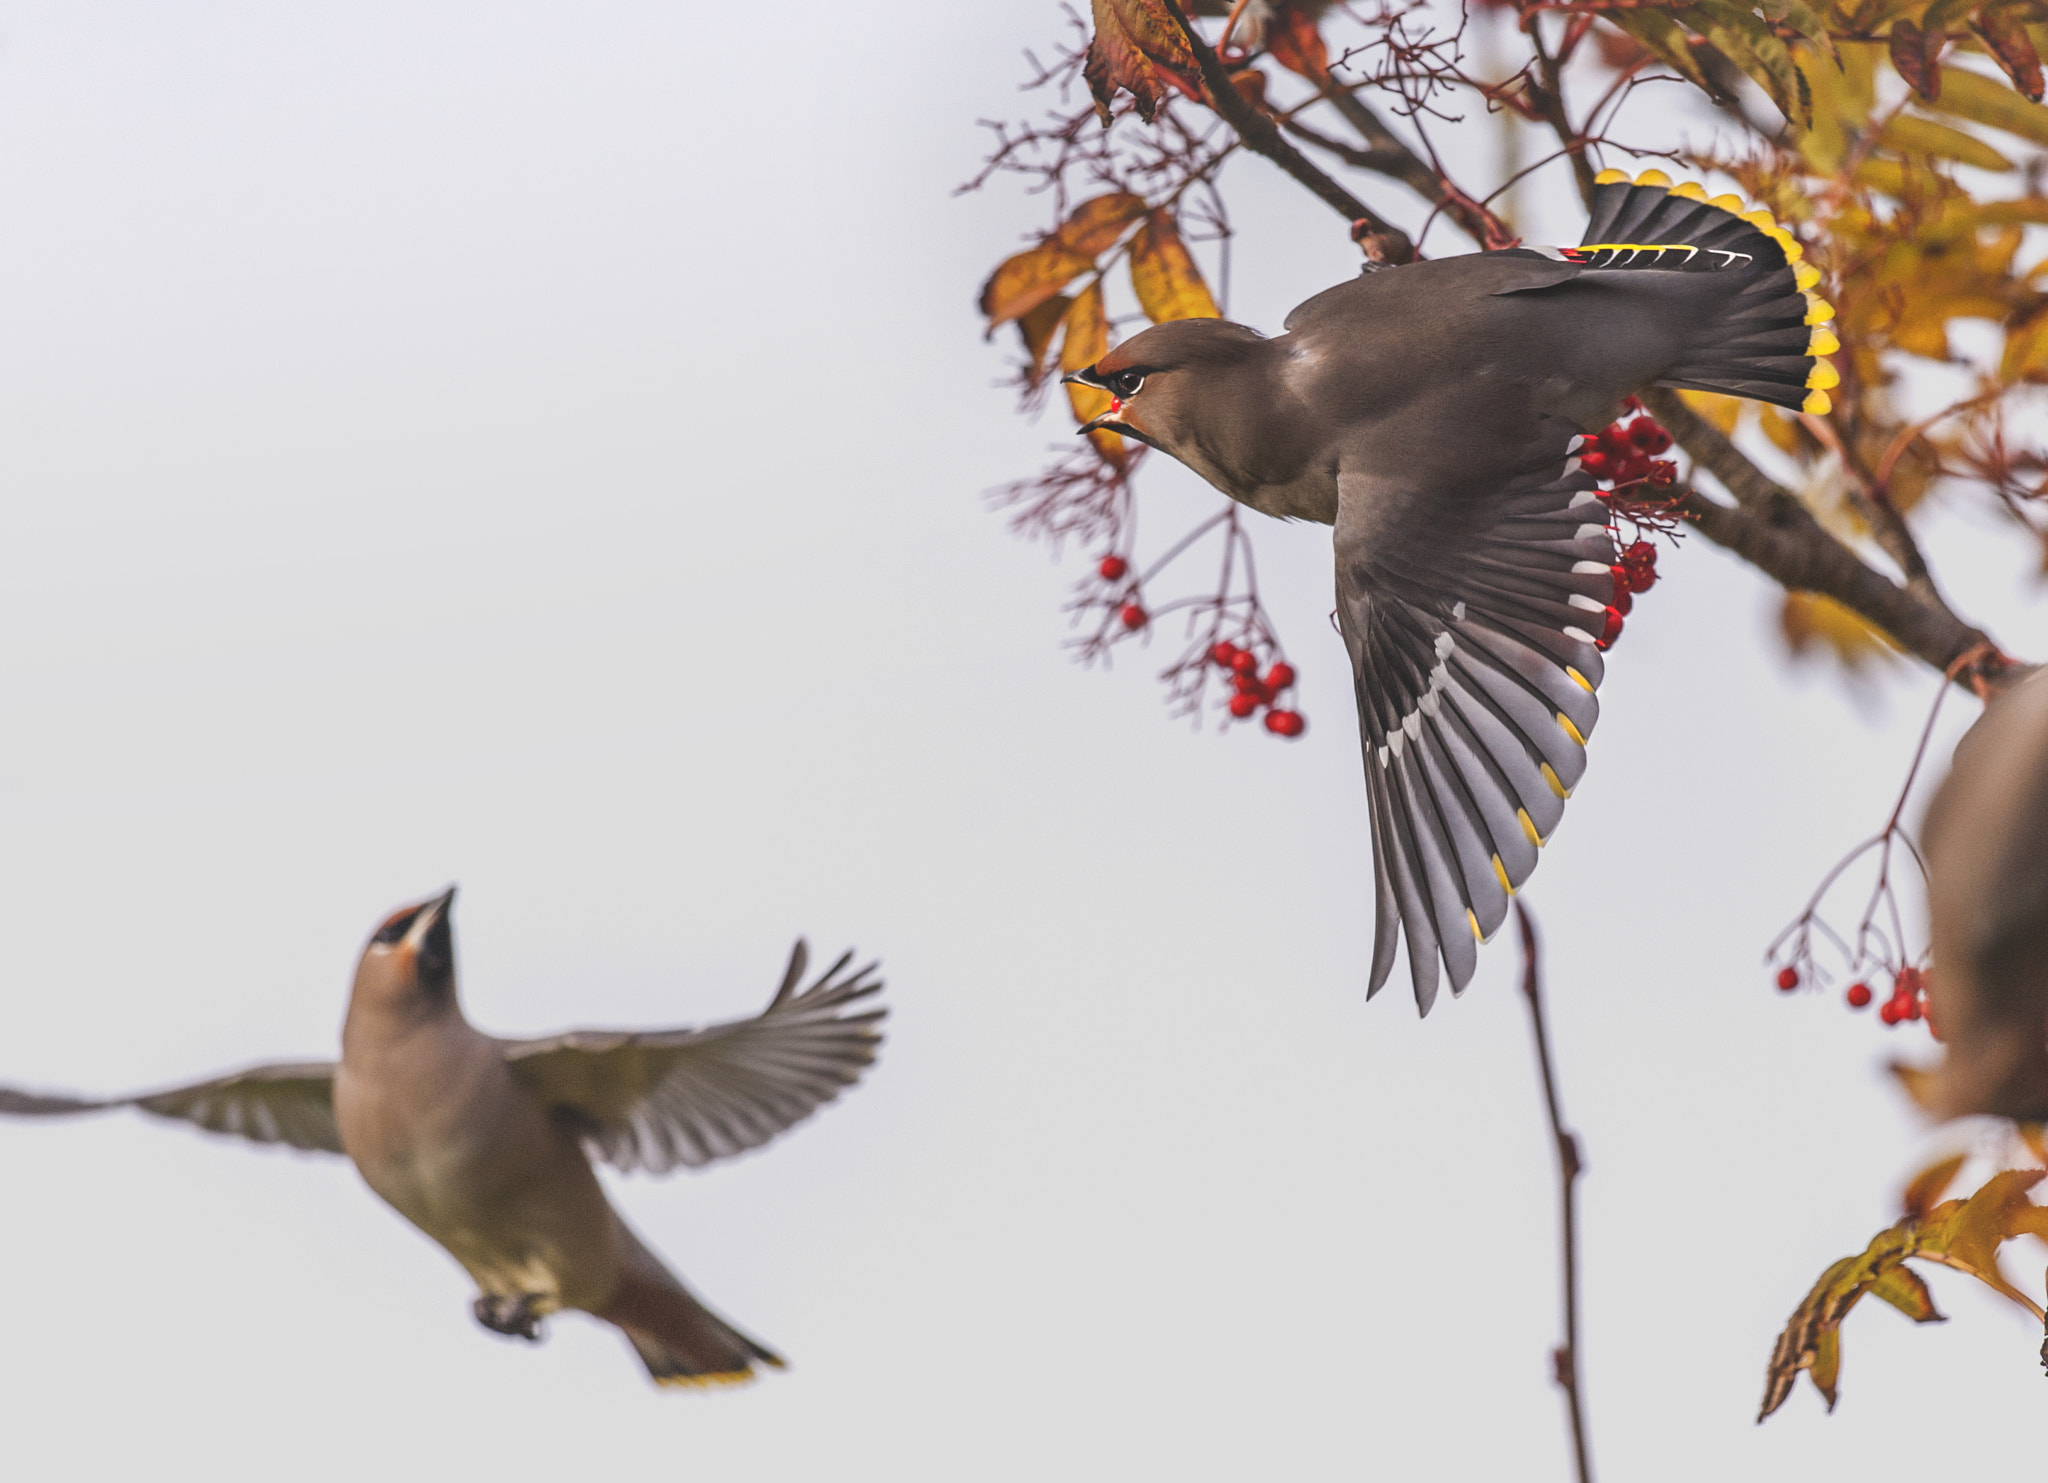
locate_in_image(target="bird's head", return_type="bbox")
[350,886,460,1017]
[1061,317,1273,492]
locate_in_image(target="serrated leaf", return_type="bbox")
[1129,209,1221,323]
[1608,9,1721,97]
[1929,63,2048,146]
[1681,2,1812,123]
[1084,0,1205,124]
[1977,5,2047,101]
[1903,1153,1968,1218]
[1881,113,2016,169]
[1869,1265,1946,1322]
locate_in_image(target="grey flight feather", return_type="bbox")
[500,941,886,1175]
[0,1061,343,1154]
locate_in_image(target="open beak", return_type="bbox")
[1061,365,1130,437]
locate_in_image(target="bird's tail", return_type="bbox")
[1576,169,1839,415]
[599,1226,784,1389]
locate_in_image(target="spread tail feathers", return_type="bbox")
[1578,169,1838,415]
[605,1273,784,1388]
[601,1226,783,1389]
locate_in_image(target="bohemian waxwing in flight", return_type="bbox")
[1065,172,1839,1010]
[1923,668,2048,1121]
[0,887,886,1388]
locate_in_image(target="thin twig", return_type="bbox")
[1516,903,1593,1483]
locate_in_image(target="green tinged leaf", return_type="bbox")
[1756,0,1838,62]
[1868,1265,1946,1322]
[1608,9,1721,97]
[1930,64,2048,147]
[1882,113,2017,170]
[1682,1,1812,125]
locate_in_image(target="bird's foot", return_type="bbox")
[472,1293,546,1342]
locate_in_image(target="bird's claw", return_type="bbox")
[472,1293,546,1342]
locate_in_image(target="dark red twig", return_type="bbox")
[1516,904,1594,1483]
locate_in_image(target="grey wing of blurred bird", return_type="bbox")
[1336,458,1617,1014]
[0,1061,342,1153]
[499,940,886,1174]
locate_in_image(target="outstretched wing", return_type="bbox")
[0,1061,343,1154]
[1337,456,1619,1012]
[500,941,886,1174]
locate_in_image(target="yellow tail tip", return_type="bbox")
[1594,167,1630,185]
[1809,326,1840,356]
[1556,711,1587,746]
[1633,168,1672,188]
[654,1368,760,1390]
[1669,180,1708,201]
[1806,359,1840,391]
[1518,808,1543,848]
[1803,388,1833,416]
[1492,854,1514,896]
[1795,263,1821,291]
[1804,296,1835,325]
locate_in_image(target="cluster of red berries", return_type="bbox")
[1778,963,1934,1029]
[1610,539,1658,617]
[1097,555,1149,630]
[1208,641,1306,737]
[1579,406,1678,489]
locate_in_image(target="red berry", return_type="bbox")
[1118,603,1146,630]
[1611,586,1633,616]
[1098,554,1129,581]
[1595,606,1623,649]
[1229,650,1259,676]
[1627,418,1672,455]
[1227,692,1259,719]
[1265,709,1305,737]
[1880,1000,1903,1025]
[1614,453,1652,484]
[1209,641,1239,667]
[1624,540,1657,568]
[1233,676,1273,703]
[1903,994,1923,1021]
[1846,982,1873,1009]
[1578,450,1615,480]
[1621,394,1643,413]
[1776,966,1800,991]
[1625,563,1657,594]
[1264,662,1296,690]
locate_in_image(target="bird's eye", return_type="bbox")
[372,910,419,946]
[1110,371,1145,398]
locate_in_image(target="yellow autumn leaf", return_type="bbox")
[1060,282,1129,468]
[1128,209,1220,324]
[979,192,1149,332]
[1015,293,1074,388]
[1780,590,1902,672]
[1677,388,1744,433]
[1902,1153,1966,1218]
[1056,191,1150,257]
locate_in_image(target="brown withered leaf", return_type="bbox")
[1889,1057,1943,1114]
[1902,1153,1967,1218]
[1760,1170,2048,1420]
[1129,209,1221,323]
[980,243,1094,334]
[1061,282,1129,468]
[1085,0,1204,124]
[1890,19,1942,102]
[1265,5,1332,81]
[1016,294,1074,389]
[979,192,1149,333]
[1976,5,2047,102]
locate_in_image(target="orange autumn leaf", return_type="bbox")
[1129,209,1220,324]
[1780,590,1901,674]
[1902,1153,1966,1219]
[1060,282,1130,468]
[1265,5,1332,82]
[1760,1169,2048,1421]
[978,192,1149,332]
[1015,293,1074,389]
[1084,0,1204,124]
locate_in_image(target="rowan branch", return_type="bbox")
[1165,2,1417,260]
[1641,388,2029,695]
[1517,904,1595,1483]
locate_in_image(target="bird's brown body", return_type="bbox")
[0,888,886,1387]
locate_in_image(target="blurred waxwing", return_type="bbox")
[0,888,885,1388]
[1065,173,1839,1011]
[1923,668,2048,1120]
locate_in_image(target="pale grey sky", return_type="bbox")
[1,4,2044,1478]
